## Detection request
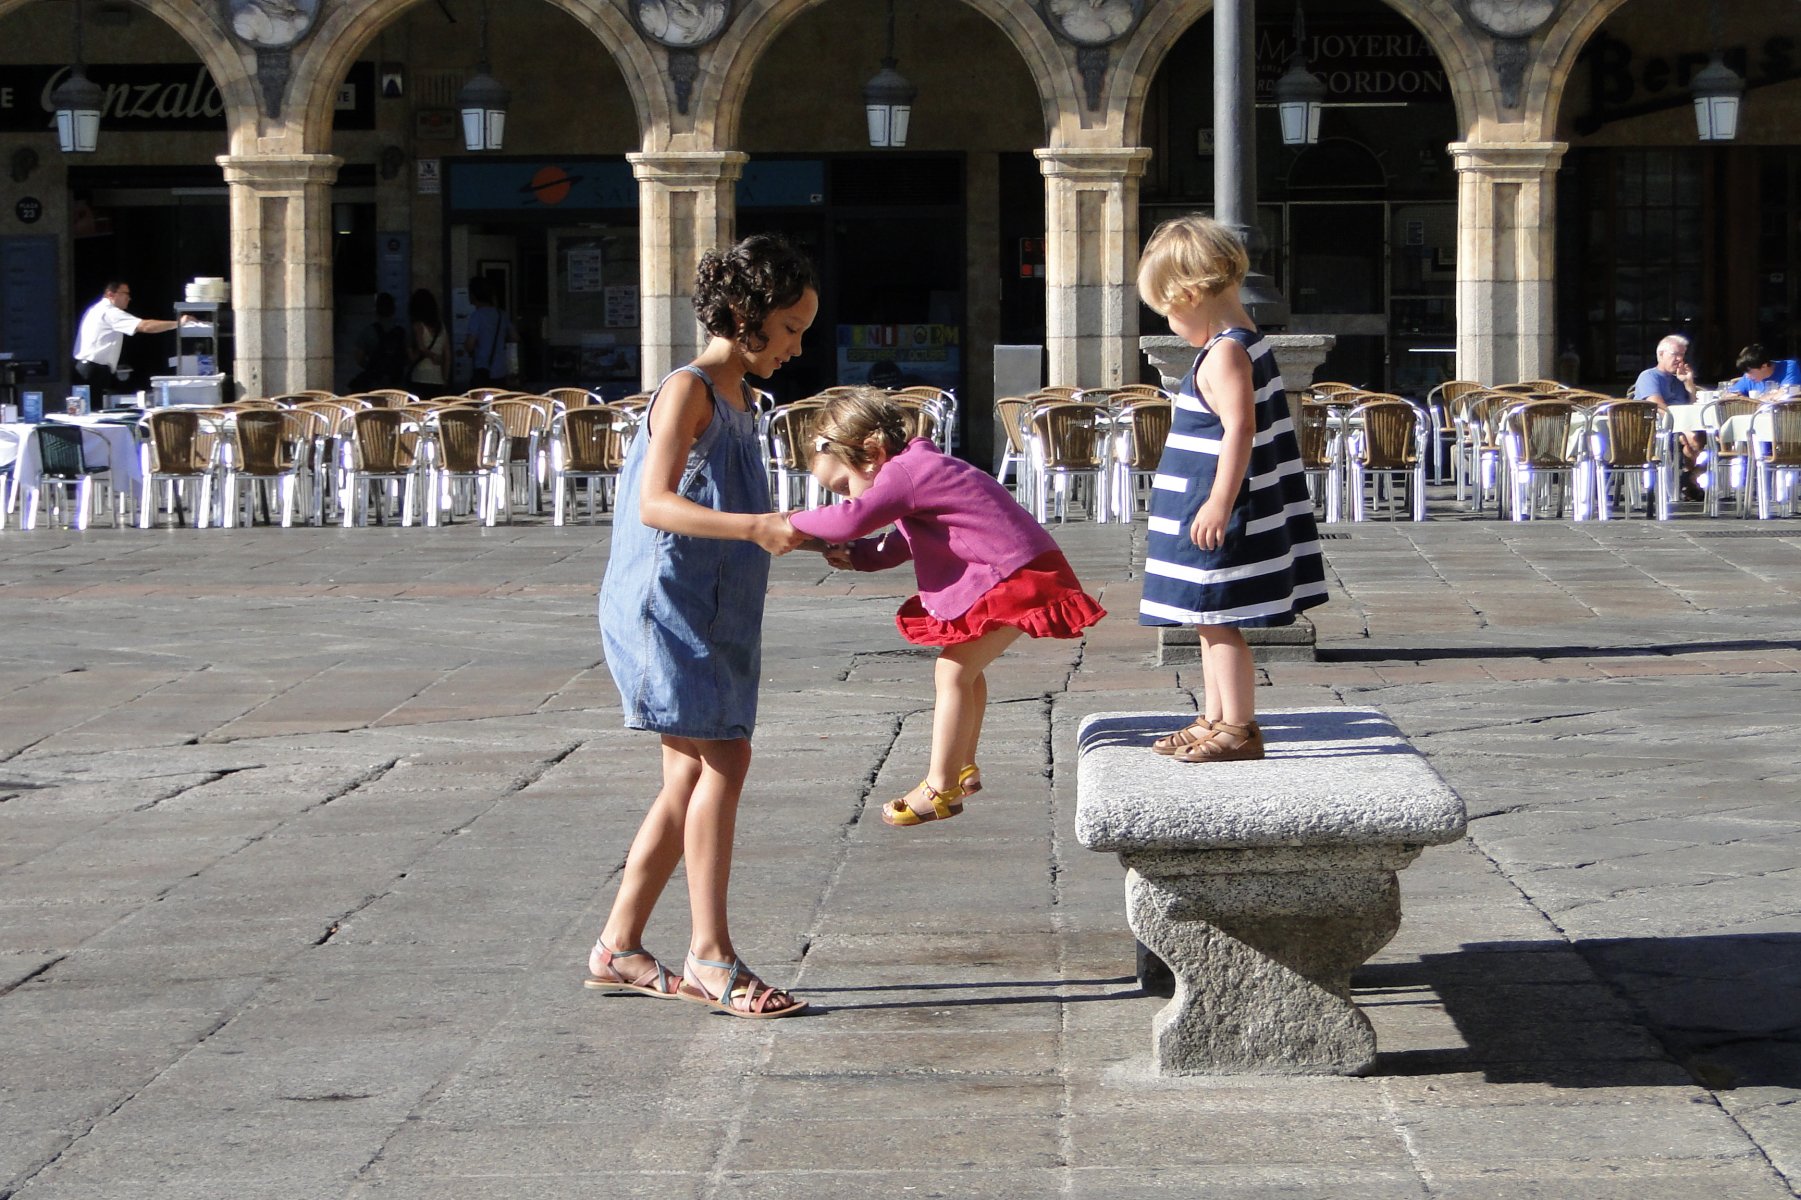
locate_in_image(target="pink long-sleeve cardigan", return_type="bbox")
[788,438,1060,621]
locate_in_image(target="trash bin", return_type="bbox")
[149,374,227,407]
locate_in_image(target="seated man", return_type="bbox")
[1726,344,1801,397]
[1632,334,1703,498]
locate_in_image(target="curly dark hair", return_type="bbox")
[692,233,817,353]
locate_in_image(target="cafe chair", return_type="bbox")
[761,401,826,511]
[137,410,219,530]
[1036,385,1082,400]
[1582,400,1670,521]
[341,408,420,527]
[1026,400,1112,523]
[1297,401,1342,524]
[22,425,105,531]
[892,395,947,448]
[1344,397,1429,522]
[1110,397,1172,522]
[993,396,1035,504]
[1498,398,1588,520]
[1697,394,1759,517]
[489,396,553,516]
[545,387,607,410]
[1750,397,1801,520]
[1425,379,1484,483]
[424,407,508,526]
[551,405,634,526]
[225,409,302,528]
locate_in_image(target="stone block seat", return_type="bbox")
[1075,707,1467,1076]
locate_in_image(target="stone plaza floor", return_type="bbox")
[1,513,1798,1198]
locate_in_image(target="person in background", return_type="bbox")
[1726,344,1801,397]
[1632,334,1703,499]
[72,282,187,395]
[348,292,408,392]
[463,276,517,388]
[407,289,450,400]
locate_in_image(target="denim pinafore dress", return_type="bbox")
[599,366,771,741]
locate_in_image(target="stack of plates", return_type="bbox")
[184,277,230,303]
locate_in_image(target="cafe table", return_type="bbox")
[0,412,146,527]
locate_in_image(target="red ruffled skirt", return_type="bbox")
[895,551,1107,647]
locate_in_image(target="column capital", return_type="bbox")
[1035,146,1152,182]
[627,150,750,186]
[216,153,343,188]
[1448,141,1568,178]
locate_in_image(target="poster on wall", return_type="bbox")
[604,285,639,328]
[836,324,961,393]
[566,246,604,293]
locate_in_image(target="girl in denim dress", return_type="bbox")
[588,235,815,1019]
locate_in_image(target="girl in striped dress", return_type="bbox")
[1135,215,1327,763]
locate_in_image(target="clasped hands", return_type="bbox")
[750,512,849,567]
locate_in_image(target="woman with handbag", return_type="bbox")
[408,288,449,400]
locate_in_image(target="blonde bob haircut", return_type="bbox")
[1136,215,1249,315]
[809,387,911,469]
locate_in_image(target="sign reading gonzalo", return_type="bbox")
[0,63,376,132]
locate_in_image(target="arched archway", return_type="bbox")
[302,0,653,393]
[0,0,255,391]
[1543,0,1801,387]
[289,0,662,158]
[1129,0,1465,394]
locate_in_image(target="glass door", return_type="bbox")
[1287,201,1388,390]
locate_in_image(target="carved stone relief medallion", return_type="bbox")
[634,0,731,49]
[223,0,319,50]
[1461,0,1557,39]
[1041,0,1142,48]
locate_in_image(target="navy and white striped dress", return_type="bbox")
[1139,328,1328,629]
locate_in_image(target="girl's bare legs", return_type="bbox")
[599,737,704,952]
[1196,624,1255,727]
[910,627,1021,812]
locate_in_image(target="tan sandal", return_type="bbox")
[677,953,808,1019]
[1152,717,1215,756]
[1171,720,1265,763]
[583,939,685,999]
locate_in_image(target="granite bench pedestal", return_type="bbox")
[1075,708,1467,1076]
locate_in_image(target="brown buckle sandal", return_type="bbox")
[1171,719,1265,763]
[1151,717,1215,756]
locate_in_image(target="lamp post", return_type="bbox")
[50,0,104,154]
[1215,0,1287,326]
[1274,4,1325,147]
[1692,0,1743,142]
[457,0,510,152]
[864,0,916,148]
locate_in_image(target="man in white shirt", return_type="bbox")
[72,282,185,395]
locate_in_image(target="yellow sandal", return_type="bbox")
[881,779,966,827]
[957,764,982,796]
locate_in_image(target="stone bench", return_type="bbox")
[1075,708,1467,1076]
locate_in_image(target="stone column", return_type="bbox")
[218,154,342,398]
[1449,141,1567,387]
[1035,147,1152,389]
[628,151,749,387]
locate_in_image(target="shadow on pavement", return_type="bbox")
[1357,935,1801,1089]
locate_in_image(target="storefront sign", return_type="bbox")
[14,197,41,224]
[0,62,375,133]
[1255,18,1449,105]
[1574,32,1797,133]
[837,324,962,393]
[447,160,637,212]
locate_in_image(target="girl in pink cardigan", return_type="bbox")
[788,389,1105,827]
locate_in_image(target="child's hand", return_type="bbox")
[822,543,853,570]
[1190,501,1230,552]
[753,513,809,556]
